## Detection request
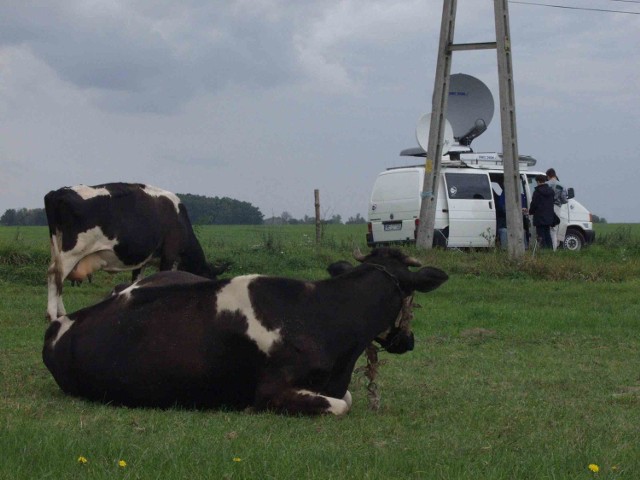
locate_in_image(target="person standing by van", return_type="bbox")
[546,168,568,250]
[494,186,507,248]
[529,175,555,249]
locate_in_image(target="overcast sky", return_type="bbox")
[1,1,638,222]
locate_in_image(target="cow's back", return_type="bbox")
[45,183,180,256]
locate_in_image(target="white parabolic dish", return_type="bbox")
[447,73,494,142]
[415,114,454,154]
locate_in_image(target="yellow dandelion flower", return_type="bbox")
[233,457,242,462]
[77,456,88,464]
[588,464,599,473]
[118,460,127,468]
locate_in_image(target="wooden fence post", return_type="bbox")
[314,189,321,244]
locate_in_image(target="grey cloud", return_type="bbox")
[0,159,30,176]
[0,2,300,114]
[161,154,229,168]
[0,1,638,222]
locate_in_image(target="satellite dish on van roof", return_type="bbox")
[416,113,454,154]
[447,73,494,146]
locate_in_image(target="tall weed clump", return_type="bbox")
[597,225,640,251]
[0,241,49,286]
[408,245,639,282]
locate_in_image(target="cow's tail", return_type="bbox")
[44,190,65,315]
[43,190,59,239]
[177,203,210,275]
[44,190,63,267]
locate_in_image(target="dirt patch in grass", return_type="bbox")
[460,328,497,339]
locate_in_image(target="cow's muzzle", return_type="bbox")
[374,294,415,354]
[375,328,415,354]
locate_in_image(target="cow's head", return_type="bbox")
[352,247,448,354]
[326,260,355,277]
[201,261,231,280]
[352,247,447,294]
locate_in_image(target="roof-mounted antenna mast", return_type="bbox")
[416,0,525,258]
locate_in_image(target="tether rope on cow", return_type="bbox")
[357,294,415,411]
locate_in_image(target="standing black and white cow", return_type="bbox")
[44,182,226,321]
[42,247,448,415]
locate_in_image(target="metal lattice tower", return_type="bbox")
[415,0,525,258]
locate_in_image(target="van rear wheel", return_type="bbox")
[563,228,584,251]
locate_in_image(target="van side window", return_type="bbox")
[444,173,491,200]
[527,175,537,195]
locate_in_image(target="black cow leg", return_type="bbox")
[257,387,351,416]
[130,269,142,282]
[254,378,351,416]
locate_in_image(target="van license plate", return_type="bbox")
[384,223,402,231]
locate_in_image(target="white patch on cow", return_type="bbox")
[297,389,350,416]
[142,185,181,214]
[325,396,350,416]
[118,282,140,301]
[50,316,74,348]
[47,226,121,320]
[72,227,119,255]
[71,185,111,200]
[62,228,151,276]
[216,275,282,355]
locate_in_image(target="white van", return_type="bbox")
[366,150,595,250]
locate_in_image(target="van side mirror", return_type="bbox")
[567,187,575,199]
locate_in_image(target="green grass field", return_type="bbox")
[1,224,639,479]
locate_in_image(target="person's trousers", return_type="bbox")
[536,225,553,249]
[550,205,561,251]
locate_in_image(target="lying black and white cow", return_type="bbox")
[42,247,447,415]
[44,183,226,321]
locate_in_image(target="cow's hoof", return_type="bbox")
[342,390,352,409]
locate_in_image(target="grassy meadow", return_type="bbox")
[1,223,639,479]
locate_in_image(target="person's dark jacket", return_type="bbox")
[529,183,555,227]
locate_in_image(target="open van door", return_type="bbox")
[443,171,495,247]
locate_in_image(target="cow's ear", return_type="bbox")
[327,261,353,277]
[403,256,422,267]
[209,262,231,276]
[408,267,448,292]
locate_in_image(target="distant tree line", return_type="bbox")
[264,212,366,225]
[176,194,263,225]
[0,208,47,226]
[0,195,264,226]
[0,201,368,227]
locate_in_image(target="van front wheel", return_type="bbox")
[563,228,584,251]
